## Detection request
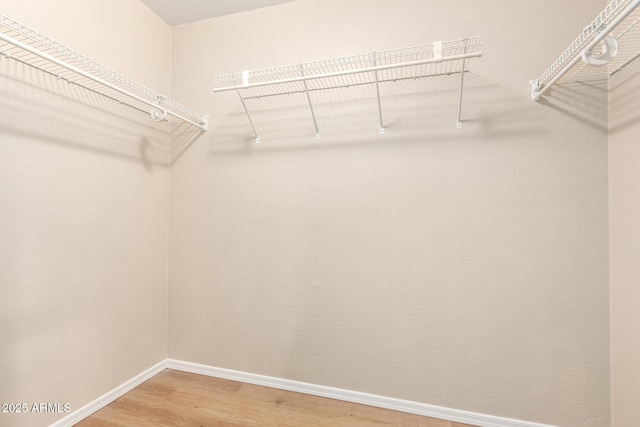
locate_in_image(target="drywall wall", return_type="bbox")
[609,44,640,427]
[168,1,610,426]
[0,0,172,426]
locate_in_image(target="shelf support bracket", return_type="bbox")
[456,57,467,129]
[434,41,443,62]
[301,64,320,139]
[237,89,260,144]
[373,52,385,135]
[530,80,542,101]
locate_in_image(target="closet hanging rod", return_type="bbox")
[0,13,208,131]
[213,51,482,93]
[531,0,640,101]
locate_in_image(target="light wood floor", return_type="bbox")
[75,369,477,427]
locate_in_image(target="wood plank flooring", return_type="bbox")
[75,369,477,427]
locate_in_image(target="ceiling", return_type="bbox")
[139,0,299,26]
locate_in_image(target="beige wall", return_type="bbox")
[169,1,610,426]
[0,0,172,426]
[609,45,640,427]
[1,1,620,427]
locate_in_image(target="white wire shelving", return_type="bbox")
[531,0,640,101]
[213,37,482,143]
[0,13,208,131]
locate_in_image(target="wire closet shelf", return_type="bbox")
[531,0,640,101]
[213,37,482,143]
[0,13,208,131]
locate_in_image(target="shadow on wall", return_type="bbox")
[0,57,190,169]
[609,56,640,134]
[203,71,609,156]
[170,121,206,166]
[535,79,609,133]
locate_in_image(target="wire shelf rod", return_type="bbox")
[0,52,154,119]
[571,14,640,79]
[213,51,482,93]
[212,37,481,86]
[0,13,208,130]
[236,70,469,100]
[533,0,632,86]
[215,38,482,141]
[616,15,640,38]
[531,0,640,100]
[610,49,640,76]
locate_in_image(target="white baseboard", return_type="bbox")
[166,359,557,427]
[50,358,556,427]
[49,360,167,427]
